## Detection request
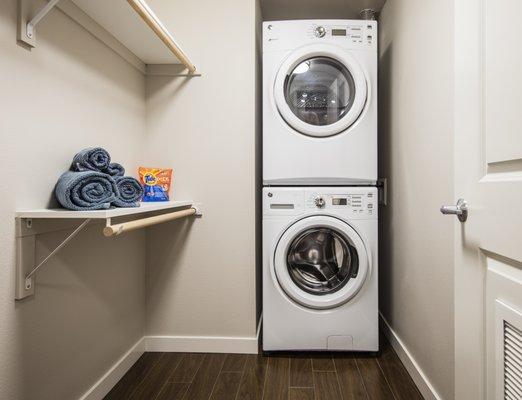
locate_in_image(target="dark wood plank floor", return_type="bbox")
[105,335,423,400]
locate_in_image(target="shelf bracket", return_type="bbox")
[18,0,62,47]
[16,218,90,300]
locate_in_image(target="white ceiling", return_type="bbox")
[261,0,387,21]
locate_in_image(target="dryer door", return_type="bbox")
[274,216,369,309]
[274,44,368,138]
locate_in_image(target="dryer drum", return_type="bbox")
[286,227,359,295]
[283,57,356,127]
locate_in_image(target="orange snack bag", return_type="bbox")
[138,167,173,202]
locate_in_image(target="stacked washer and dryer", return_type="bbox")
[262,20,379,352]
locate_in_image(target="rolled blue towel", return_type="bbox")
[112,176,143,208]
[104,162,125,177]
[71,147,111,172]
[55,171,117,210]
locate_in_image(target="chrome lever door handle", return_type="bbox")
[440,198,468,222]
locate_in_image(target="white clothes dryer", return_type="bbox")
[263,20,378,185]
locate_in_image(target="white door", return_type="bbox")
[453,1,522,399]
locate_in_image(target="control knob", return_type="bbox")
[314,26,326,38]
[314,196,326,208]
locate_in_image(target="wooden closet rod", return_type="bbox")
[103,207,197,237]
[127,0,196,73]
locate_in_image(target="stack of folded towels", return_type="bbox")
[55,147,144,211]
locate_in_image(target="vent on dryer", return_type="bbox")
[504,321,522,400]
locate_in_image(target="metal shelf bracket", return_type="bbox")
[18,0,62,47]
[15,218,90,300]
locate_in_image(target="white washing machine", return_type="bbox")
[263,20,378,186]
[263,187,378,351]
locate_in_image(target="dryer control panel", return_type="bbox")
[307,23,376,46]
[263,187,377,219]
[263,20,378,52]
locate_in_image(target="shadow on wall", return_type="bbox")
[146,217,194,288]
[145,74,193,105]
[145,217,195,333]
[378,43,394,320]
[255,0,263,328]
[34,10,143,98]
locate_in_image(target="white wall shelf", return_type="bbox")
[15,201,202,300]
[16,200,196,219]
[18,0,199,76]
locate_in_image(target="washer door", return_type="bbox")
[274,44,368,137]
[274,216,369,309]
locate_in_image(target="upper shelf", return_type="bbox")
[72,0,193,67]
[18,0,197,75]
[16,200,195,219]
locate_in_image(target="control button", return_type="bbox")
[314,26,326,38]
[314,196,326,208]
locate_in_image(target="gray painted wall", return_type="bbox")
[143,0,259,340]
[379,1,455,398]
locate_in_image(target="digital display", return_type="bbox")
[332,198,348,206]
[332,29,347,36]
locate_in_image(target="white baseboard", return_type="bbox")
[379,313,443,400]
[144,335,258,354]
[145,316,262,354]
[79,337,146,400]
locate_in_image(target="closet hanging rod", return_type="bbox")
[126,0,197,73]
[103,207,198,237]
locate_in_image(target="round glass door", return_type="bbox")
[273,216,369,309]
[286,227,359,295]
[284,57,356,127]
[274,44,368,138]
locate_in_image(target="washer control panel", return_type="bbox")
[263,187,378,219]
[306,190,376,217]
